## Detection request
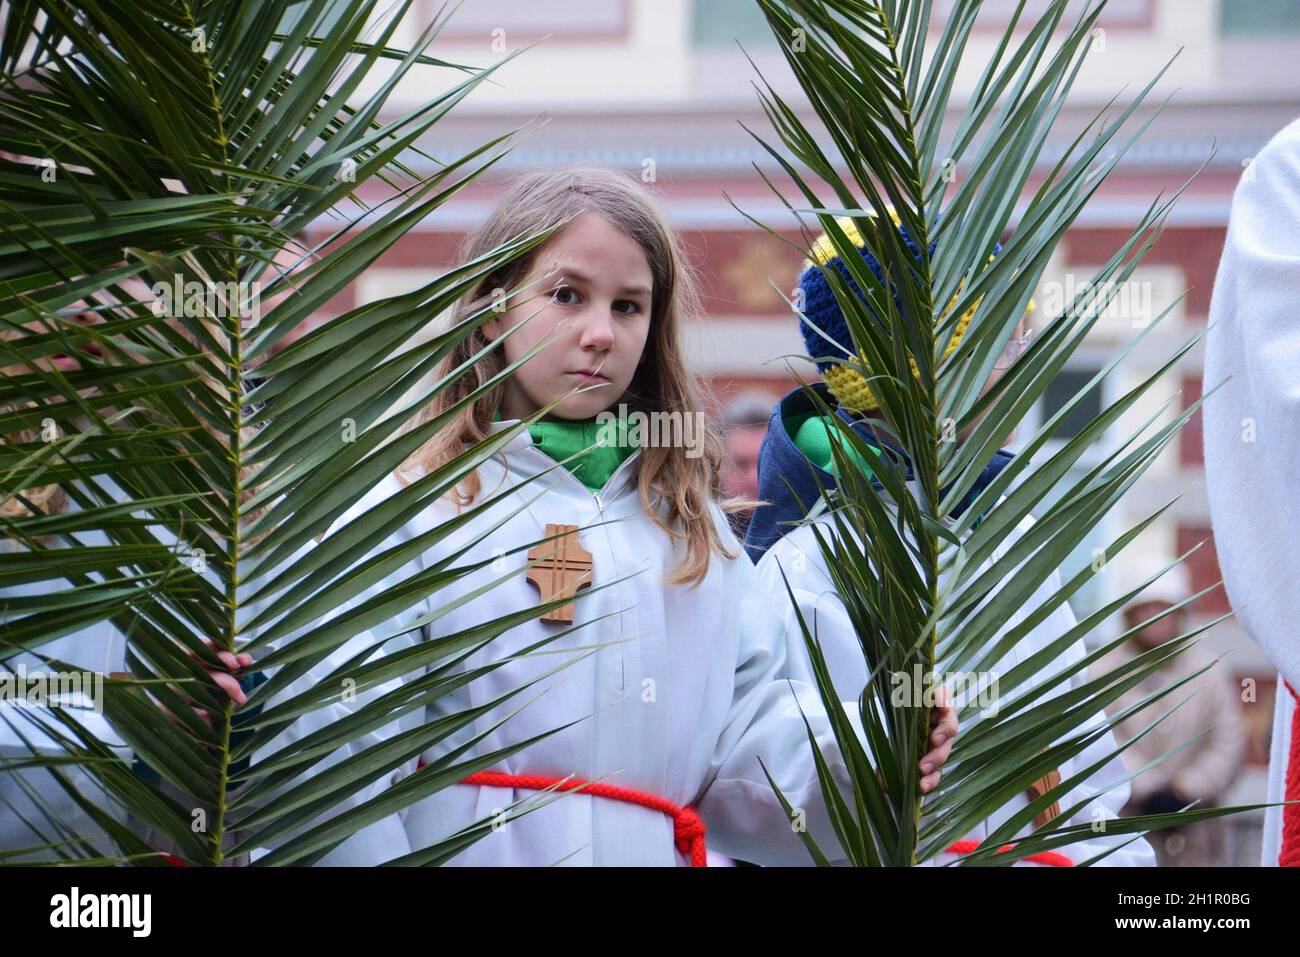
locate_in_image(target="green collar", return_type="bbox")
[494,410,638,492]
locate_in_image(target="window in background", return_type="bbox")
[694,0,1156,48]
[433,0,629,42]
[928,0,1153,28]
[693,0,778,45]
[1221,0,1300,35]
[1040,367,1104,441]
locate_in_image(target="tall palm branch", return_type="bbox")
[745,0,1262,865]
[0,0,597,866]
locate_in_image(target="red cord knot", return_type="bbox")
[434,766,712,866]
[672,804,708,867]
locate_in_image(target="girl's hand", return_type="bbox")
[919,685,957,794]
[196,638,255,714]
[139,638,255,727]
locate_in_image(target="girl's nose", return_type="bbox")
[577,307,616,351]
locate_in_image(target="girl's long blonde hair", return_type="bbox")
[402,165,753,587]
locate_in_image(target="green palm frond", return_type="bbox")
[0,0,593,866]
[748,0,1265,865]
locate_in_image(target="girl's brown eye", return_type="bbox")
[552,286,577,305]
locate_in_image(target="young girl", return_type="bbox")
[232,167,957,867]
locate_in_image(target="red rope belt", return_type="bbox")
[439,767,1073,867]
[1281,681,1300,868]
[945,839,1074,867]
[462,770,708,866]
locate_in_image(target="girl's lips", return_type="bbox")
[569,371,608,383]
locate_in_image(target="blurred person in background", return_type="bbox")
[1090,565,1246,866]
[719,392,774,540]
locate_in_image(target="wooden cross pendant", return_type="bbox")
[526,523,593,623]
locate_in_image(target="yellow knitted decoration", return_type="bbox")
[804,212,1034,412]
[807,208,902,267]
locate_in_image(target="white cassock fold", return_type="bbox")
[1202,115,1300,867]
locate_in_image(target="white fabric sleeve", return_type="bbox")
[1203,116,1300,691]
[1202,117,1300,868]
[693,550,872,867]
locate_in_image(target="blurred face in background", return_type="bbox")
[47,304,104,373]
[1125,600,1185,651]
[7,279,152,378]
[722,423,766,502]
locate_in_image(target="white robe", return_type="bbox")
[6,420,875,866]
[252,417,893,866]
[0,542,131,857]
[0,498,403,865]
[1202,114,1300,867]
[756,509,1156,866]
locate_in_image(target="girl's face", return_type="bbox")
[485,212,654,422]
